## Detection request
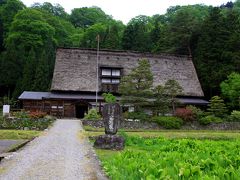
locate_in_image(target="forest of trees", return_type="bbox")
[0,0,239,107]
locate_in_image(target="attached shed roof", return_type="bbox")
[18,91,51,100]
[178,97,209,105]
[51,48,204,97]
[19,91,208,105]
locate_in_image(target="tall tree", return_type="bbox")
[1,8,56,98]
[0,0,25,51]
[31,2,68,19]
[70,6,111,28]
[122,15,153,52]
[194,7,240,98]
[119,59,153,112]
[20,49,36,91]
[220,72,240,110]
[32,51,51,91]
[152,85,170,116]
[164,79,183,113]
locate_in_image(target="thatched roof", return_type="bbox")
[51,48,204,97]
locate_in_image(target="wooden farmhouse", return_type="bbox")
[19,48,208,118]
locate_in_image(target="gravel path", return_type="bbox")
[0,119,107,180]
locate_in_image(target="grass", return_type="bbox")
[84,125,240,140]
[0,130,40,140]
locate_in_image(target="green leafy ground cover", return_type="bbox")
[88,129,240,179]
[0,130,40,139]
[84,126,240,140]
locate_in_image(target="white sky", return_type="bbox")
[21,0,231,24]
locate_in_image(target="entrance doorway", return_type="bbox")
[75,102,88,119]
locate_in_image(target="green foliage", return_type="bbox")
[228,110,240,122]
[99,137,240,179]
[31,2,68,19]
[199,115,223,125]
[69,7,111,28]
[0,115,55,130]
[119,59,153,112]
[0,129,40,140]
[84,108,101,120]
[122,15,153,52]
[194,7,240,98]
[102,93,116,103]
[152,116,183,129]
[151,85,170,116]
[12,110,29,118]
[221,72,240,109]
[186,105,205,120]
[164,79,183,113]
[207,96,227,117]
[124,111,149,121]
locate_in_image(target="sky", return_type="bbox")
[21,0,230,24]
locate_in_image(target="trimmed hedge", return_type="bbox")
[152,116,183,129]
[199,115,223,125]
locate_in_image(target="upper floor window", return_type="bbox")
[101,68,120,77]
[101,67,121,84]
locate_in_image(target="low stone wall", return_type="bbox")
[82,120,240,130]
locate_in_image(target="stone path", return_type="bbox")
[0,119,107,180]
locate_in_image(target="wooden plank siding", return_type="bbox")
[22,100,76,118]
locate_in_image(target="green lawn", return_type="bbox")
[0,130,40,140]
[84,125,240,140]
[84,126,240,179]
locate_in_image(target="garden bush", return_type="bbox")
[29,111,47,119]
[12,111,30,118]
[199,115,223,125]
[186,105,205,120]
[228,110,240,122]
[84,108,101,120]
[175,108,194,122]
[124,111,149,121]
[152,116,183,129]
[0,116,55,130]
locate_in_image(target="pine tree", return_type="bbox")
[21,49,36,91]
[152,85,170,116]
[119,59,153,112]
[207,96,227,117]
[164,79,183,113]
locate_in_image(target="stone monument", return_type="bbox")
[94,103,125,150]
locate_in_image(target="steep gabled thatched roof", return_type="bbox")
[51,48,204,97]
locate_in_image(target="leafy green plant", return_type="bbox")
[207,96,227,118]
[102,93,116,103]
[124,111,149,121]
[186,105,205,120]
[152,116,183,129]
[199,115,223,125]
[12,111,30,118]
[84,108,101,120]
[0,116,55,130]
[98,137,240,179]
[228,110,240,122]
